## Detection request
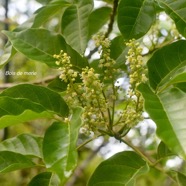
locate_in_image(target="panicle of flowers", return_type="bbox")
[53,50,109,133]
[53,50,81,107]
[126,39,147,91]
[80,67,108,131]
[121,39,147,127]
[93,34,117,80]
[53,50,78,83]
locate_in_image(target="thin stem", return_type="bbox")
[76,134,102,150]
[102,90,112,130]
[111,81,116,127]
[105,0,119,38]
[87,0,119,59]
[120,138,177,183]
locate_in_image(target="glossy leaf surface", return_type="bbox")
[177,172,186,186]
[88,7,112,38]
[32,0,70,27]
[157,141,174,159]
[28,172,52,186]
[61,0,93,53]
[158,0,186,37]
[0,134,43,158]
[0,97,52,128]
[138,83,186,159]
[0,42,16,68]
[117,0,156,40]
[0,84,69,117]
[43,107,83,183]
[147,40,186,91]
[2,28,88,68]
[88,151,149,186]
[0,151,35,173]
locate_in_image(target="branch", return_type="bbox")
[105,0,119,38]
[0,75,57,91]
[120,137,177,184]
[87,0,119,59]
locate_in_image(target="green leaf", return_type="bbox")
[157,0,186,37]
[0,111,52,129]
[43,107,83,184]
[48,77,68,92]
[88,7,112,39]
[0,42,17,68]
[0,134,43,158]
[157,141,174,159]
[110,36,127,70]
[0,84,69,117]
[28,172,52,186]
[0,151,35,173]
[167,71,186,87]
[61,0,93,53]
[177,172,186,186]
[110,36,125,60]
[88,151,149,186]
[32,0,70,27]
[2,28,88,68]
[175,82,186,93]
[117,0,156,40]
[138,83,186,159]
[0,97,52,128]
[147,40,186,91]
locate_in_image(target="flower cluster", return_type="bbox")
[53,50,108,132]
[121,39,147,127]
[126,39,147,90]
[53,50,78,83]
[53,37,147,137]
[93,34,117,80]
[80,67,108,130]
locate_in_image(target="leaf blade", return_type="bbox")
[32,0,70,27]
[117,0,156,40]
[0,151,35,173]
[147,40,186,91]
[43,107,83,184]
[158,0,186,37]
[138,83,186,159]
[88,151,149,186]
[0,134,43,158]
[2,28,88,68]
[0,84,69,117]
[61,0,93,53]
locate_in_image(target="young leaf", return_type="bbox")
[2,28,88,68]
[117,0,156,40]
[0,42,17,68]
[47,77,68,92]
[88,151,149,186]
[0,97,53,128]
[88,7,112,39]
[157,141,174,159]
[158,0,186,37]
[110,36,128,70]
[28,172,52,186]
[0,84,69,117]
[147,40,186,91]
[0,151,35,173]
[32,0,71,27]
[138,83,186,159]
[177,172,186,186]
[61,0,93,54]
[0,134,43,158]
[43,107,83,184]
